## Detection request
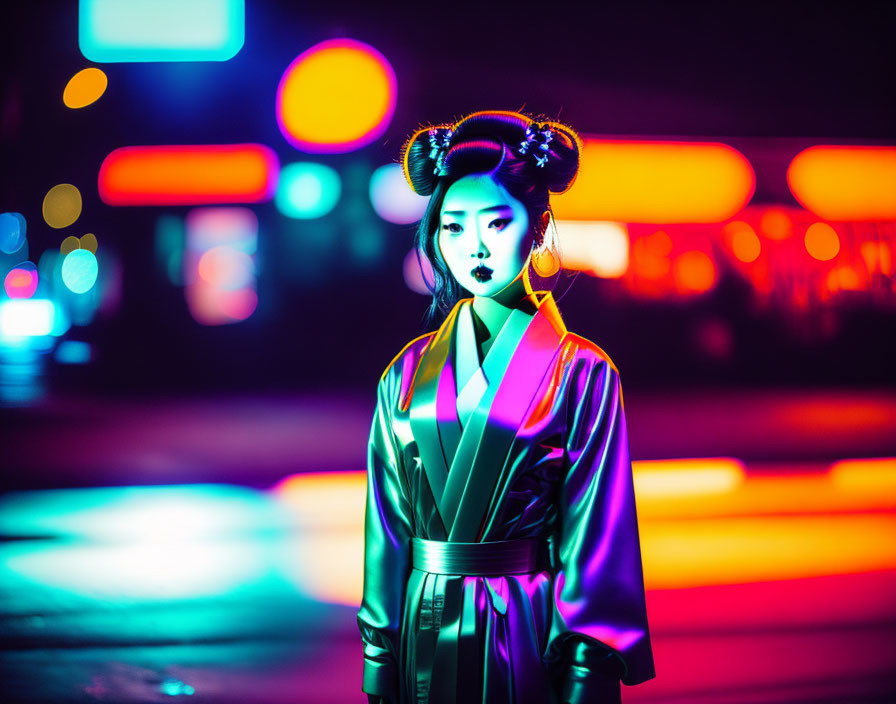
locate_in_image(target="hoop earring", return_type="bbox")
[530,215,560,277]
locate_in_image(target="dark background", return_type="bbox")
[2,0,894,395]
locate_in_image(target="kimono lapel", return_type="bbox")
[408,292,566,542]
[408,302,463,537]
[445,292,567,541]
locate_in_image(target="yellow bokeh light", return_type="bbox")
[276,38,396,152]
[788,145,896,221]
[63,67,108,109]
[61,233,97,255]
[80,233,98,253]
[551,140,755,224]
[829,457,896,492]
[43,184,82,229]
[60,236,80,255]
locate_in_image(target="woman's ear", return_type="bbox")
[541,210,550,235]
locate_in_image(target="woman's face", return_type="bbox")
[437,173,533,297]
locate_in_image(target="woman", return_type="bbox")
[357,110,655,704]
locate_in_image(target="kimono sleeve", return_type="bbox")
[545,357,656,702]
[356,375,415,701]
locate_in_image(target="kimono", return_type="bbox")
[357,290,655,704]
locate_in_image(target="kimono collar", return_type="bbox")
[408,289,567,540]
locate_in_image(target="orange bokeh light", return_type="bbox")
[724,221,761,262]
[859,241,893,276]
[826,265,863,292]
[804,222,840,261]
[63,67,108,109]
[632,231,672,279]
[787,145,896,221]
[673,250,717,293]
[552,139,755,224]
[759,208,793,240]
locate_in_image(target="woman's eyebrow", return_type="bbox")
[442,205,514,216]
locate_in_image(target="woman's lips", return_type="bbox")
[471,265,493,283]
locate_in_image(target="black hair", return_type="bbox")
[400,109,582,326]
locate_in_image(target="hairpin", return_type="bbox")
[518,123,553,168]
[428,128,454,176]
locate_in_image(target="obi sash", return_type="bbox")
[412,537,550,575]
[411,538,553,704]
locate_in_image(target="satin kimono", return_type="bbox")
[357,291,655,704]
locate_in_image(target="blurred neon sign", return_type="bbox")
[79,0,245,63]
[98,144,279,206]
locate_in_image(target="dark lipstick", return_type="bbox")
[471,265,493,283]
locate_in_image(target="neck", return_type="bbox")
[471,271,538,343]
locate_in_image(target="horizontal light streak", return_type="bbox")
[98,144,279,205]
[272,471,366,529]
[4,458,894,609]
[636,457,896,519]
[787,145,896,221]
[641,513,896,589]
[830,457,896,491]
[274,457,896,527]
[79,0,245,63]
[552,139,755,224]
[633,458,746,498]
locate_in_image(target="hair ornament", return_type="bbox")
[428,127,454,176]
[518,122,553,168]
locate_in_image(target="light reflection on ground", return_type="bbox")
[2,473,895,702]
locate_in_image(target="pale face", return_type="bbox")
[437,173,533,297]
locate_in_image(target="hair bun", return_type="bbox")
[400,123,456,197]
[400,110,582,196]
[520,118,582,195]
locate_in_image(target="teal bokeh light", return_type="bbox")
[61,249,98,294]
[155,214,185,286]
[79,0,245,63]
[160,679,195,696]
[54,340,92,364]
[275,162,341,219]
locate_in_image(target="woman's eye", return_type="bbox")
[489,218,510,230]
[442,223,462,234]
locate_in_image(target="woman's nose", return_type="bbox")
[472,240,490,259]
